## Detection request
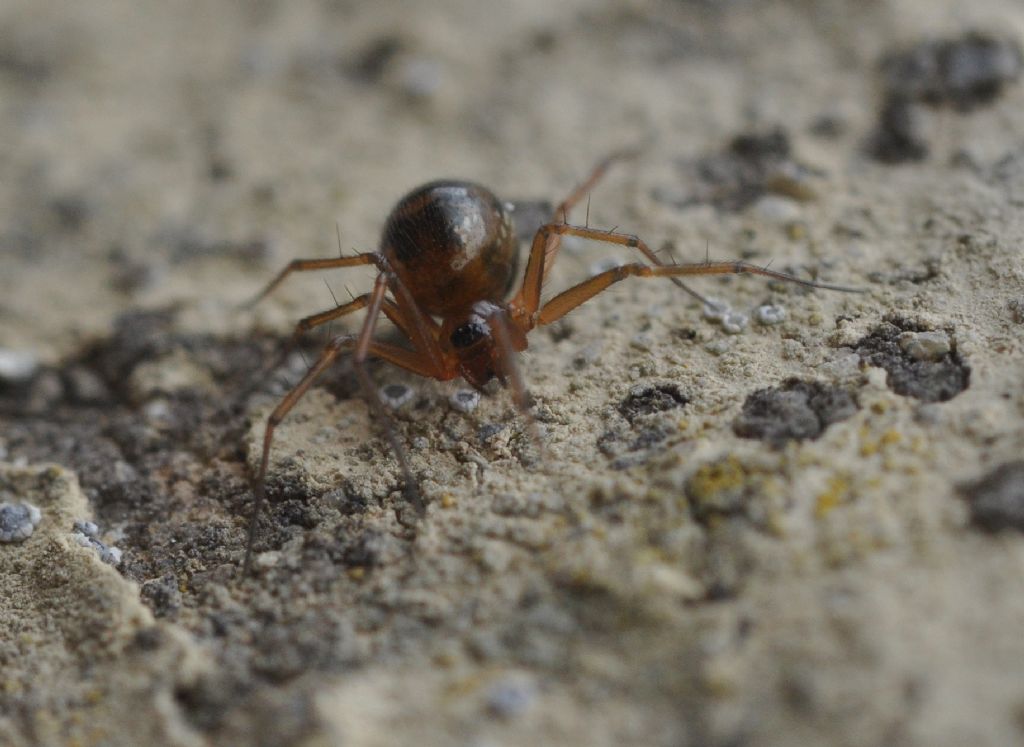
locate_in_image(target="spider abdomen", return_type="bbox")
[381,180,518,317]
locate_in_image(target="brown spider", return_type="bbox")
[242,153,858,573]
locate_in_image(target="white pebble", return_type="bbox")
[73,520,99,538]
[0,349,39,383]
[702,298,730,323]
[704,338,732,356]
[899,331,951,361]
[485,675,538,719]
[379,382,414,409]
[753,195,802,224]
[450,388,481,413]
[754,304,787,325]
[70,520,123,566]
[721,312,749,334]
[629,333,654,352]
[0,502,42,542]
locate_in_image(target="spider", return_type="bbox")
[242,153,858,573]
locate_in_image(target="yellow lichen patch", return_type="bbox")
[860,427,904,458]
[880,429,902,446]
[814,475,849,519]
[686,456,747,502]
[439,493,456,509]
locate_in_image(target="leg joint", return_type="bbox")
[328,334,356,351]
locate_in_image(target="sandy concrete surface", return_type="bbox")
[2,1,1024,745]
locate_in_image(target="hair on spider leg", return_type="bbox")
[239,152,862,575]
[323,278,341,307]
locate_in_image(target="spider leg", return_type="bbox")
[511,221,703,322]
[485,309,543,460]
[243,276,437,575]
[350,273,427,517]
[537,151,633,290]
[244,293,413,405]
[539,151,710,305]
[514,223,860,327]
[242,252,382,308]
[552,148,638,223]
[291,295,416,347]
[386,274,451,378]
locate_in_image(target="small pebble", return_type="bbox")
[704,338,732,356]
[754,304,787,326]
[450,388,481,413]
[73,520,99,537]
[753,194,801,224]
[702,298,731,323]
[899,330,951,361]
[70,520,123,566]
[485,676,538,720]
[572,341,603,369]
[379,382,414,409]
[0,502,42,542]
[0,349,39,383]
[630,333,654,351]
[400,57,443,99]
[721,312,749,335]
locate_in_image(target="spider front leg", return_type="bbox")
[247,292,416,404]
[484,307,544,460]
[552,148,639,224]
[243,273,442,574]
[511,223,860,327]
[539,152,710,305]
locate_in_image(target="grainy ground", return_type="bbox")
[2,1,1024,746]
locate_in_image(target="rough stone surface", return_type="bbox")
[733,379,859,445]
[2,3,1024,747]
[855,320,971,402]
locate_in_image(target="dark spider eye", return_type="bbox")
[450,321,487,348]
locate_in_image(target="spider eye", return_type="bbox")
[451,321,487,348]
